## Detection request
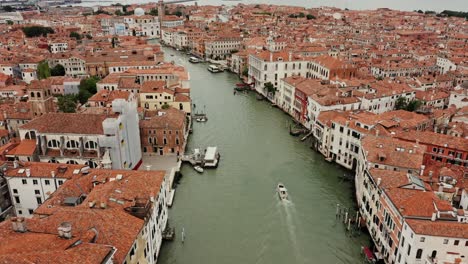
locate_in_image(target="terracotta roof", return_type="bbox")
[140,81,171,94]
[406,219,468,239]
[20,113,109,135]
[7,139,36,156]
[4,162,86,179]
[362,135,424,170]
[0,166,166,264]
[141,108,185,130]
[0,225,114,264]
[394,131,468,152]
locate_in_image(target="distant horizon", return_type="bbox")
[83,0,468,12]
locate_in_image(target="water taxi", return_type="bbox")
[277,183,288,200]
[189,57,201,63]
[208,65,222,73]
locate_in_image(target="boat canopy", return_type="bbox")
[204,147,217,161]
[363,247,375,261]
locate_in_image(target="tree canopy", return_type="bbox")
[77,76,99,104]
[2,6,14,12]
[37,61,51,80]
[306,14,316,20]
[264,82,276,95]
[439,10,468,19]
[51,64,65,76]
[149,8,158,16]
[58,95,77,113]
[22,26,54,38]
[395,97,422,112]
[94,9,111,15]
[69,31,82,40]
[242,66,249,77]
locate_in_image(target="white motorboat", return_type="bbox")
[189,56,200,63]
[194,166,204,173]
[277,183,288,200]
[208,65,222,73]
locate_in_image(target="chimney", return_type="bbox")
[11,217,27,232]
[51,171,55,178]
[420,165,425,176]
[100,201,107,209]
[377,178,382,186]
[454,258,462,264]
[269,52,273,62]
[429,171,433,180]
[288,51,292,61]
[13,160,18,168]
[25,169,31,177]
[58,222,72,239]
[375,130,379,137]
[431,212,437,221]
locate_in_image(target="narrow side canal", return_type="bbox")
[158,47,368,264]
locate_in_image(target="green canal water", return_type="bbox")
[158,47,368,264]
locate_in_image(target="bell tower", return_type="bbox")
[27,80,55,116]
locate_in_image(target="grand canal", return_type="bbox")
[158,47,368,264]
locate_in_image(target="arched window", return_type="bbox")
[30,92,35,98]
[179,103,183,110]
[84,141,98,149]
[86,160,98,169]
[416,249,423,259]
[47,139,60,148]
[24,131,36,140]
[431,251,437,259]
[36,92,41,98]
[66,140,79,148]
[66,160,78,164]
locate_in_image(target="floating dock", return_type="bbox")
[181,147,220,168]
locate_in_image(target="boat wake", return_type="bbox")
[278,199,306,263]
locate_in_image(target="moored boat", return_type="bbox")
[196,116,207,122]
[194,166,204,173]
